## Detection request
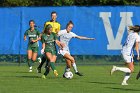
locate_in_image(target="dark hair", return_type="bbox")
[44,24,52,34]
[130,25,140,32]
[66,20,74,28]
[29,20,35,25]
[51,11,57,16]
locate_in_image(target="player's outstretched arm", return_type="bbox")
[75,36,95,40]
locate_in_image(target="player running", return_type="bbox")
[37,11,61,73]
[111,25,140,85]
[41,24,63,79]
[24,20,41,72]
[58,21,95,77]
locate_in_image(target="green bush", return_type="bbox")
[1,0,140,6]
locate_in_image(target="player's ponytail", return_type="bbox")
[131,25,140,32]
[66,20,74,28]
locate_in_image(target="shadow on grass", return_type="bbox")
[16,75,64,79]
[16,75,40,78]
[0,75,40,79]
[89,81,118,84]
[15,71,31,73]
[105,87,140,91]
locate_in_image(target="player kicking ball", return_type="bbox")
[57,21,95,77]
[111,25,140,85]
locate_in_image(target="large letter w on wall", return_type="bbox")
[100,12,133,50]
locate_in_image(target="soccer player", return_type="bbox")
[58,21,95,77]
[37,11,61,73]
[24,20,41,72]
[111,25,140,85]
[41,24,63,79]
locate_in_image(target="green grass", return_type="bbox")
[0,64,140,93]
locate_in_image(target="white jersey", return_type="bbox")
[122,32,140,55]
[58,29,78,52]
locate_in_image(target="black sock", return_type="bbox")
[44,62,50,76]
[45,59,49,68]
[38,55,46,68]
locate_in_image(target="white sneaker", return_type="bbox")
[29,69,32,72]
[29,66,32,72]
[121,82,128,85]
[110,65,116,75]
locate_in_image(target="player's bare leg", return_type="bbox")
[64,53,83,76]
[27,50,33,72]
[63,59,71,78]
[110,62,133,85]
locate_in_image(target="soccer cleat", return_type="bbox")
[29,69,32,72]
[42,75,46,79]
[121,82,128,85]
[53,70,58,77]
[63,74,66,78]
[29,66,32,72]
[136,71,140,80]
[110,65,117,75]
[75,72,83,76]
[37,67,41,73]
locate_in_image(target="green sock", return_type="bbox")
[28,59,32,67]
[50,62,56,71]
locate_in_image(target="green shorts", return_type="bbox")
[27,46,39,53]
[44,49,57,55]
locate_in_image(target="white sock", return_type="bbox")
[123,73,131,83]
[116,67,131,73]
[72,63,78,73]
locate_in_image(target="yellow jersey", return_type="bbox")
[44,20,61,34]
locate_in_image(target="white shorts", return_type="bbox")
[59,50,70,56]
[122,54,133,63]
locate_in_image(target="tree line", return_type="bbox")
[0,0,140,6]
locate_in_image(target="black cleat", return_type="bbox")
[37,67,41,73]
[63,74,66,78]
[75,72,83,76]
[136,71,140,80]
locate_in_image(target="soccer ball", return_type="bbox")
[64,71,73,79]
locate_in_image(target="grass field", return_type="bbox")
[0,64,140,93]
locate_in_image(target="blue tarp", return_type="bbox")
[0,6,139,55]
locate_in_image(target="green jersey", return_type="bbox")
[41,32,58,52]
[24,28,40,48]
